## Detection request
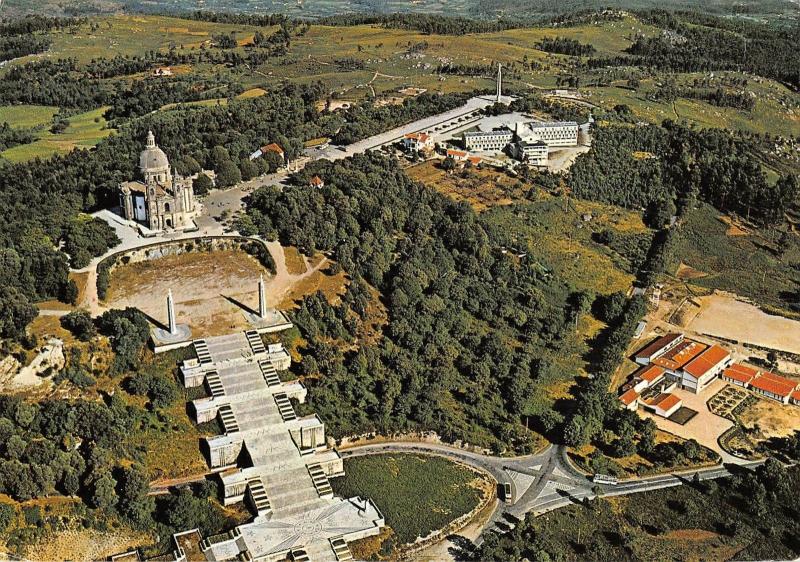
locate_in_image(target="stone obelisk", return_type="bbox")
[496,63,502,103]
[258,274,267,319]
[167,288,177,335]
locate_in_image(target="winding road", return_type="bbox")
[339,441,764,543]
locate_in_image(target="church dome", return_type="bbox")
[139,130,170,174]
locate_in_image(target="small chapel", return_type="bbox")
[119,131,198,232]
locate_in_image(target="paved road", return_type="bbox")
[340,440,764,542]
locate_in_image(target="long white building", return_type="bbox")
[527,121,579,147]
[462,119,579,160]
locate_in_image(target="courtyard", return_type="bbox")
[103,242,344,337]
[638,378,737,463]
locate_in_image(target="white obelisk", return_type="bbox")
[258,274,267,319]
[167,288,177,335]
[496,63,502,103]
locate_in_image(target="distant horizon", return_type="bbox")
[4,0,798,23]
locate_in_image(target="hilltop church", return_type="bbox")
[119,131,198,232]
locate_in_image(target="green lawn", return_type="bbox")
[0,105,59,129]
[1,106,114,163]
[330,454,485,547]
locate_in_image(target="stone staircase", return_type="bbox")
[245,330,266,354]
[205,371,225,397]
[308,463,333,499]
[193,339,212,364]
[274,393,297,422]
[246,478,272,516]
[259,359,281,387]
[218,404,240,433]
[330,537,353,561]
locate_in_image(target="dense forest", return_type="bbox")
[536,36,596,56]
[570,120,798,225]
[245,152,595,450]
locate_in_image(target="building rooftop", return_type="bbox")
[652,339,708,371]
[529,121,579,129]
[750,371,798,398]
[682,344,730,378]
[619,388,640,406]
[262,143,284,154]
[635,333,683,361]
[309,175,324,186]
[648,392,681,411]
[635,364,666,384]
[723,363,759,385]
[447,149,467,157]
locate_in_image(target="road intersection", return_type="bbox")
[339,440,763,539]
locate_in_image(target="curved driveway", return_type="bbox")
[340,440,764,541]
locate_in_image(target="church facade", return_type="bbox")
[119,131,198,232]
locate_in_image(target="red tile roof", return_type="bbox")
[723,363,758,385]
[619,388,640,406]
[683,345,730,379]
[635,333,682,361]
[635,364,665,384]
[792,389,800,402]
[405,132,430,142]
[750,371,798,398]
[654,393,681,412]
[652,340,707,371]
[447,149,467,158]
[262,143,284,154]
[309,175,324,186]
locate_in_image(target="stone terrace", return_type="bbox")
[116,328,384,562]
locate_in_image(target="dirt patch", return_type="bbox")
[675,262,708,280]
[737,397,800,440]
[105,249,271,338]
[663,529,720,541]
[23,527,152,562]
[717,215,750,236]
[278,267,348,310]
[283,246,308,276]
[687,292,800,355]
[406,160,523,212]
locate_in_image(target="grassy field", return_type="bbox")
[673,203,800,317]
[0,105,59,129]
[1,106,113,162]
[330,454,488,550]
[1,13,796,142]
[481,195,648,296]
[525,471,800,562]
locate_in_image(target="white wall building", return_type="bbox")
[528,121,579,147]
[463,128,514,152]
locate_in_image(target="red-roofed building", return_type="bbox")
[749,371,798,404]
[403,132,433,152]
[262,143,284,156]
[721,363,800,405]
[680,345,731,393]
[466,155,482,166]
[632,364,666,393]
[446,149,468,161]
[635,333,684,365]
[309,175,325,189]
[643,392,683,418]
[722,364,758,387]
[619,388,640,411]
